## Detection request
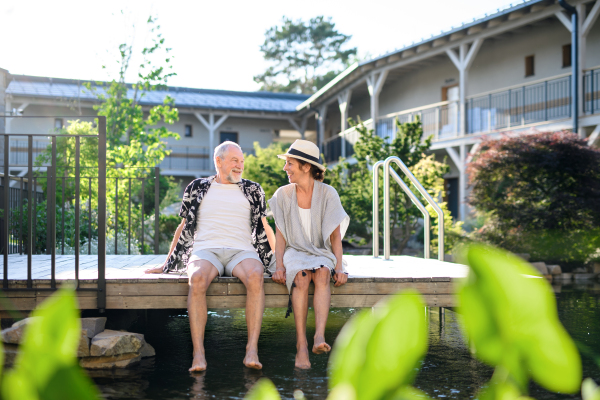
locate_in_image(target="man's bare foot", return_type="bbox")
[144,266,164,274]
[243,349,262,370]
[189,352,207,372]
[295,346,311,369]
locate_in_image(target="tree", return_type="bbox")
[327,117,463,256]
[35,16,180,254]
[467,131,600,264]
[242,142,289,200]
[254,16,357,94]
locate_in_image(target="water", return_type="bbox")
[90,284,600,399]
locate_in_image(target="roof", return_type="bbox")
[297,0,556,110]
[7,75,310,114]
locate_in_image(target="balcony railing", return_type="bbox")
[159,145,255,173]
[323,68,600,163]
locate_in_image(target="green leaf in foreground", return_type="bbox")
[582,378,600,400]
[457,244,581,395]
[244,378,281,400]
[1,288,100,400]
[328,290,430,400]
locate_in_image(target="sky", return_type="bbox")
[1,0,524,92]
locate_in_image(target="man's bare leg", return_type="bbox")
[291,270,312,369]
[232,259,265,370]
[312,267,331,354]
[188,261,219,372]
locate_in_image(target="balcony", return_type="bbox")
[159,145,255,176]
[324,68,600,163]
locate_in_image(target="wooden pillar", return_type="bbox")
[194,112,229,171]
[337,89,352,158]
[367,72,388,133]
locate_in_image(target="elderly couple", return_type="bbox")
[145,139,349,371]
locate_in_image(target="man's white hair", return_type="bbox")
[214,141,243,170]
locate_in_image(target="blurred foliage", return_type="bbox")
[246,244,587,400]
[243,142,289,200]
[0,288,100,400]
[326,117,464,255]
[254,16,357,94]
[468,131,600,265]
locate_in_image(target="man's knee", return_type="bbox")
[189,269,212,293]
[245,265,264,291]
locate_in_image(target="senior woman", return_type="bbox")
[269,139,349,369]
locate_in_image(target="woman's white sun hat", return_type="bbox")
[278,140,326,171]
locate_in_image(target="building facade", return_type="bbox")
[2,0,599,220]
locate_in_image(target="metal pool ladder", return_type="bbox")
[372,156,445,261]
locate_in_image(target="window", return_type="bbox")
[54,118,63,129]
[220,131,238,143]
[525,55,535,77]
[184,124,192,137]
[562,44,572,68]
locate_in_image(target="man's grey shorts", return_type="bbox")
[188,248,262,277]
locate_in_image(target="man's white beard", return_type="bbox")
[226,170,242,183]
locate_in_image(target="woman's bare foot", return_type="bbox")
[189,352,207,372]
[295,345,311,369]
[243,349,262,370]
[144,266,164,274]
[312,334,331,354]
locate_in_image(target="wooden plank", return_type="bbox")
[0,298,36,310]
[106,282,227,296]
[330,294,455,308]
[226,281,454,295]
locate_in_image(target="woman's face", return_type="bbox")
[283,157,310,183]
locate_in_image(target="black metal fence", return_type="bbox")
[0,116,165,310]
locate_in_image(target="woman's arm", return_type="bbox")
[272,226,286,285]
[330,225,347,286]
[145,218,185,274]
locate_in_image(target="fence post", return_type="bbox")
[26,135,32,288]
[154,167,160,255]
[3,135,9,288]
[97,116,107,310]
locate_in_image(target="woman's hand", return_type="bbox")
[333,268,348,287]
[272,268,286,285]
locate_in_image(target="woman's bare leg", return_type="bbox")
[312,267,331,354]
[291,270,312,369]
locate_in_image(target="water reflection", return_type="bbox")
[89,284,600,400]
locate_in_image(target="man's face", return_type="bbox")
[216,147,244,183]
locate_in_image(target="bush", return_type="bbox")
[468,131,600,264]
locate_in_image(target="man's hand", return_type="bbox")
[272,268,286,285]
[333,269,348,287]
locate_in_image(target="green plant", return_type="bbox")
[0,288,100,400]
[242,142,289,200]
[327,117,463,255]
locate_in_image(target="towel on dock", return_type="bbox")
[268,181,349,293]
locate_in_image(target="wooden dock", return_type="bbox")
[1,255,467,314]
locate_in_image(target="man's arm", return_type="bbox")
[262,217,276,251]
[145,218,186,274]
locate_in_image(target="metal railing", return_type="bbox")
[372,156,444,261]
[159,145,255,172]
[584,67,600,115]
[1,116,165,310]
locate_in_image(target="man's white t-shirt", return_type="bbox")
[192,182,254,252]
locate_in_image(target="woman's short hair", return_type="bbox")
[296,159,324,182]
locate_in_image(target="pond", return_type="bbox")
[90,284,600,399]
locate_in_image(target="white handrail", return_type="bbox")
[373,156,444,261]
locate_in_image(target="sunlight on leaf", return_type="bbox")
[244,378,282,400]
[582,378,600,400]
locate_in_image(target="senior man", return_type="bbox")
[146,141,275,372]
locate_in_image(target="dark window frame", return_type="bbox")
[54,118,63,129]
[525,55,535,77]
[184,124,193,137]
[562,44,572,68]
[219,131,239,143]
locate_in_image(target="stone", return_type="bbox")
[90,330,142,357]
[573,267,587,273]
[79,352,142,369]
[530,262,548,275]
[544,274,553,282]
[3,343,19,366]
[515,253,531,261]
[81,317,107,339]
[11,317,39,329]
[78,333,90,357]
[574,273,596,282]
[131,332,156,358]
[1,325,25,344]
[547,265,562,275]
[559,273,573,281]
